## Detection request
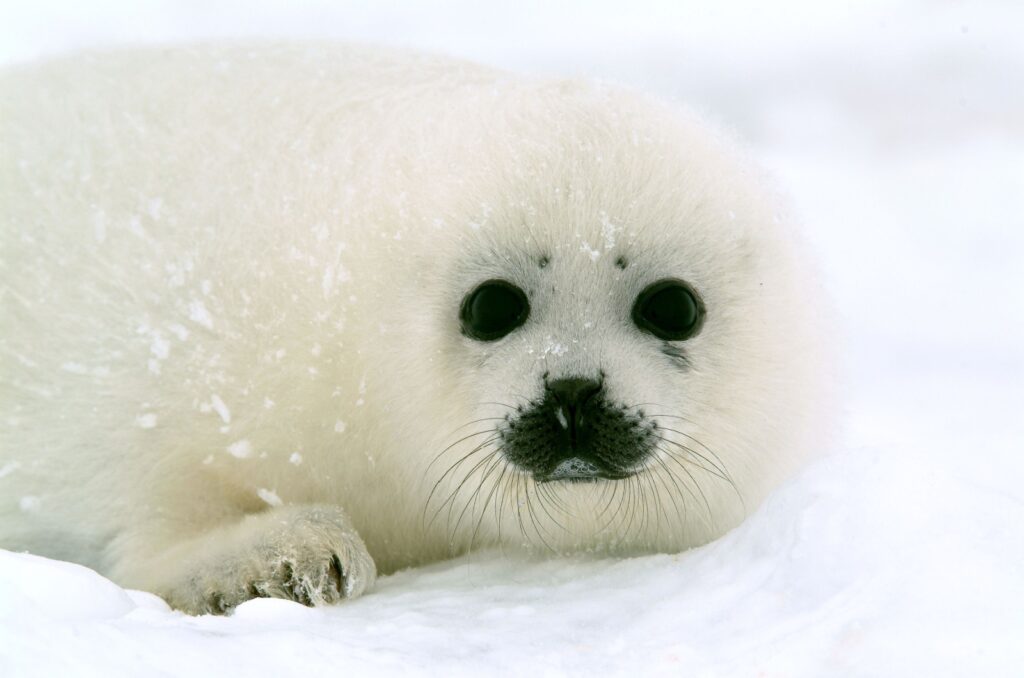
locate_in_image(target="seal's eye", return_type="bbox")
[460,279,530,341]
[632,279,704,341]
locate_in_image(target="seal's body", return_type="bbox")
[0,44,829,613]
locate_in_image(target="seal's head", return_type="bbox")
[380,79,830,555]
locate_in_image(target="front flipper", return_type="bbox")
[113,504,376,615]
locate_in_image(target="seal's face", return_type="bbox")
[406,88,825,553]
[431,220,750,551]
[459,276,705,483]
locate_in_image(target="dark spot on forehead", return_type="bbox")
[538,255,550,269]
[615,256,628,270]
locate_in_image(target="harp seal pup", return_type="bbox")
[0,44,830,614]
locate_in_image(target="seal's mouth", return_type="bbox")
[533,457,636,483]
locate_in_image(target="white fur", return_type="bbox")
[0,44,830,613]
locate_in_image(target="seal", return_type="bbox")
[0,44,830,614]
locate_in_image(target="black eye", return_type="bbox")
[460,279,530,341]
[632,279,704,341]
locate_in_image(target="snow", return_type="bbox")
[17,497,41,513]
[226,439,254,459]
[1,1,1022,676]
[210,394,232,424]
[0,552,136,622]
[135,412,158,428]
[1,448,1020,675]
[188,299,214,329]
[256,488,283,507]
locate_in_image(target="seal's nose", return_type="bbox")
[500,374,648,482]
[546,377,603,442]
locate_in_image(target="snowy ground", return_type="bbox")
[1,1,1022,676]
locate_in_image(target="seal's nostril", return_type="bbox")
[546,377,603,408]
[545,377,604,441]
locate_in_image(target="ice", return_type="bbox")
[599,212,620,251]
[226,440,253,459]
[188,299,214,329]
[1,445,1019,674]
[92,211,106,244]
[59,362,88,375]
[229,596,320,623]
[579,241,601,261]
[0,552,135,622]
[168,323,190,341]
[135,413,157,428]
[149,333,169,360]
[210,394,231,424]
[256,488,283,507]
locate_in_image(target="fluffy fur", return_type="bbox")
[0,44,829,613]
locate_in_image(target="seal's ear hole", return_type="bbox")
[632,279,704,341]
[460,280,530,341]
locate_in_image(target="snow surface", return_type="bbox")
[1,1,1022,676]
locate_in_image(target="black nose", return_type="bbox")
[500,375,651,481]
[546,377,603,444]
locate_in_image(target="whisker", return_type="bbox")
[630,474,646,538]
[532,482,568,532]
[470,462,510,552]
[426,428,498,473]
[594,474,623,526]
[537,479,572,516]
[523,480,556,551]
[655,434,745,512]
[657,445,715,527]
[655,427,733,480]
[450,455,503,547]
[654,435,732,483]
[650,453,688,528]
[497,466,518,543]
[613,475,635,545]
[640,467,665,541]
[423,434,498,525]
[428,445,498,532]
[514,473,528,540]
